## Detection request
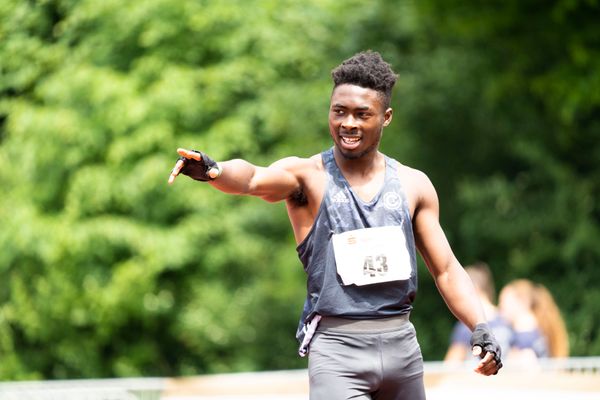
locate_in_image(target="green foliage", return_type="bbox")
[396,0,600,358]
[1,0,598,380]
[0,0,354,379]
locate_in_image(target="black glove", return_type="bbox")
[470,323,503,373]
[178,150,221,181]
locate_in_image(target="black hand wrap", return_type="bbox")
[470,323,503,374]
[178,150,220,181]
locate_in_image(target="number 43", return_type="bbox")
[363,254,388,277]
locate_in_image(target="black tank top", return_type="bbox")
[296,148,418,340]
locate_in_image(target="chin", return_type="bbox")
[336,143,376,160]
[339,149,363,160]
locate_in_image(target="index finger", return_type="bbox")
[177,148,202,161]
[168,159,185,185]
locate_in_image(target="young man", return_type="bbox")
[168,51,502,399]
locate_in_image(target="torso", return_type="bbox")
[285,151,421,245]
[293,147,419,327]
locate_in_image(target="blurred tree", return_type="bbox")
[305,0,600,358]
[0,0,366,379]
[1,0,598,380]
[391,0,600,357]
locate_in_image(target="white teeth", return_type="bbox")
[342,136,360,144]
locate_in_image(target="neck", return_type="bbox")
[332,146,382,176]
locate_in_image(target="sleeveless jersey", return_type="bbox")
[296,148,418,342]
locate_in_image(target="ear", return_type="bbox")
[383,108,393,127]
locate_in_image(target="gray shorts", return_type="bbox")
[308,315,425,400]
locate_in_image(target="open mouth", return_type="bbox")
[341,136,361,146]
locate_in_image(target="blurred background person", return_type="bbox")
[498,279,569,365]
[444,263,513,364]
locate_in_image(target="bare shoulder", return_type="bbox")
[269,154,323,178]
[266,153,325,207]
[397,163,438,214]
[269,154,321,169]
[398,163,430,185]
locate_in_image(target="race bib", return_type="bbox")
[332,226,412,286]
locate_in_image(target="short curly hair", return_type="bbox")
[331,50,398,108]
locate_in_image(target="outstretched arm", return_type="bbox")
[168,148,302,203]
[411,170,501,375]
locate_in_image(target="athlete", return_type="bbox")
[168,51,502,399]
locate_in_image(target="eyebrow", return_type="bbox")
[332,103,371,110]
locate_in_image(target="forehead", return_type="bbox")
[330,84,384,109]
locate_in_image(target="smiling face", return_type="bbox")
[328,84,393,160]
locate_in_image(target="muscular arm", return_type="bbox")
[209,158,302,203]
[411,170,502,375]
[170,148,304,203]
[411,171,485,331]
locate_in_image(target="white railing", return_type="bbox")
[0,377,165,400]
[424,356,600,374]
[1,358,599,400]
[538,357,600,374]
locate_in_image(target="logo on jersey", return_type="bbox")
[383,191,402,210]
[332,190,350,204]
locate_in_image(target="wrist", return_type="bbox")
[208,163,223,180]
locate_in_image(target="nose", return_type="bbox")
[341,115,358,131]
